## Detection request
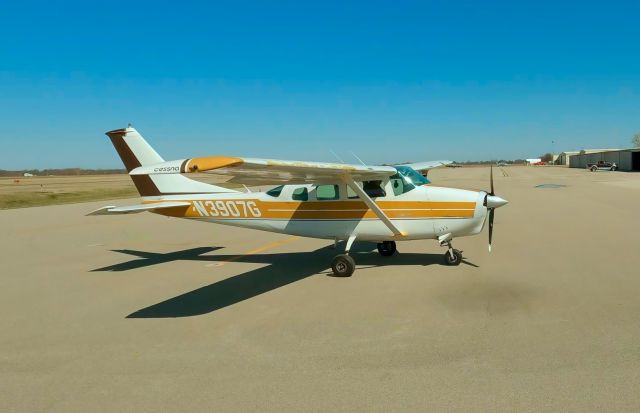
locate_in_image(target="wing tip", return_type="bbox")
[86,206,116,216]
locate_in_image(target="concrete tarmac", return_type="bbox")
[1,166,639,412]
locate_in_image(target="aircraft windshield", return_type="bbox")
[394,166,430,186]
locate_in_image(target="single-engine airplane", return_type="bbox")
[90,126,508,276]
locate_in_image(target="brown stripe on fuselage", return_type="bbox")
[150,199,476,219]
[180,159,190,173]
[269,200,476,210]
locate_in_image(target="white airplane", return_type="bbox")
[90,127,508,277]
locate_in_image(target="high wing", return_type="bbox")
[129,156,398,184]
[129,156,402,236]
[87,201,191,216]
[396,160,453,174]
[127,156,413,237]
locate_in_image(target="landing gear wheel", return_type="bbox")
[377,241,397,257]
[331,254,356,277]
[444,249,463,266]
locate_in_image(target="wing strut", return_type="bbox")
[344,177,405,237]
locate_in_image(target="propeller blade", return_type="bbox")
[488,208,495,252]
[490,165,494,196]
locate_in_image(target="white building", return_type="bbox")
[556,149,620,166]
[569,148,640,171]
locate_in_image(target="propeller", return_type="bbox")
[484,165,508,252]
[490,163,495,196]
[489,165,495,252]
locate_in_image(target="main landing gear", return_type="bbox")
[439,233,462,266]
[331,237,398,277]
[330,234,465,276]
[331,254,356,277]
[331,235,357,277]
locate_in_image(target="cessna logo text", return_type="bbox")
[154,166,180,172]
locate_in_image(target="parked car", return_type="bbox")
[587,161,617,172]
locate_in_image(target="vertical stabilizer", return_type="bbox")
[105,126,237,196]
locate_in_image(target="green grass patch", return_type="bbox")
[0,188,139,209]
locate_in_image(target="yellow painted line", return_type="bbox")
[206,236,299,268]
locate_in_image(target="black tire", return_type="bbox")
[590,166,597,172]
[377,241,397,257]
[331,254,356,277]
[443,249,463,266]
[611,166,617,171]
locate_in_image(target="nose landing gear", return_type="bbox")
[444,247,463,266]
[438,233,462,266]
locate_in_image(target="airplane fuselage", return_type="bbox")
[145,184,489,242]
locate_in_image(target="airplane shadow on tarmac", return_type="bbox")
[91,242,478,318]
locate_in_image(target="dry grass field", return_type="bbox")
[0,174,243,209]
[0,175,137,209]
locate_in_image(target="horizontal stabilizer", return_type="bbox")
[87,201,191,216]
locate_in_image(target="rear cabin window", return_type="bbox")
[316,184,339,200]
[266,185,284,197]
[292,187,308,201]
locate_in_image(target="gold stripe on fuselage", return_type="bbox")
[149,199,476,220]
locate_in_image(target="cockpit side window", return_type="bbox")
[266,185,284,197]
[395,166,430,186]
[389,166,430,195]
[362,180,385,197]
[391,176,407,196]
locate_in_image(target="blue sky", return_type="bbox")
[1,0,639,169]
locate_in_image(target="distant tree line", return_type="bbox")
[0,168,126,177]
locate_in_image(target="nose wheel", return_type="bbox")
[444,248,463,266]
[438,233,462,266]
